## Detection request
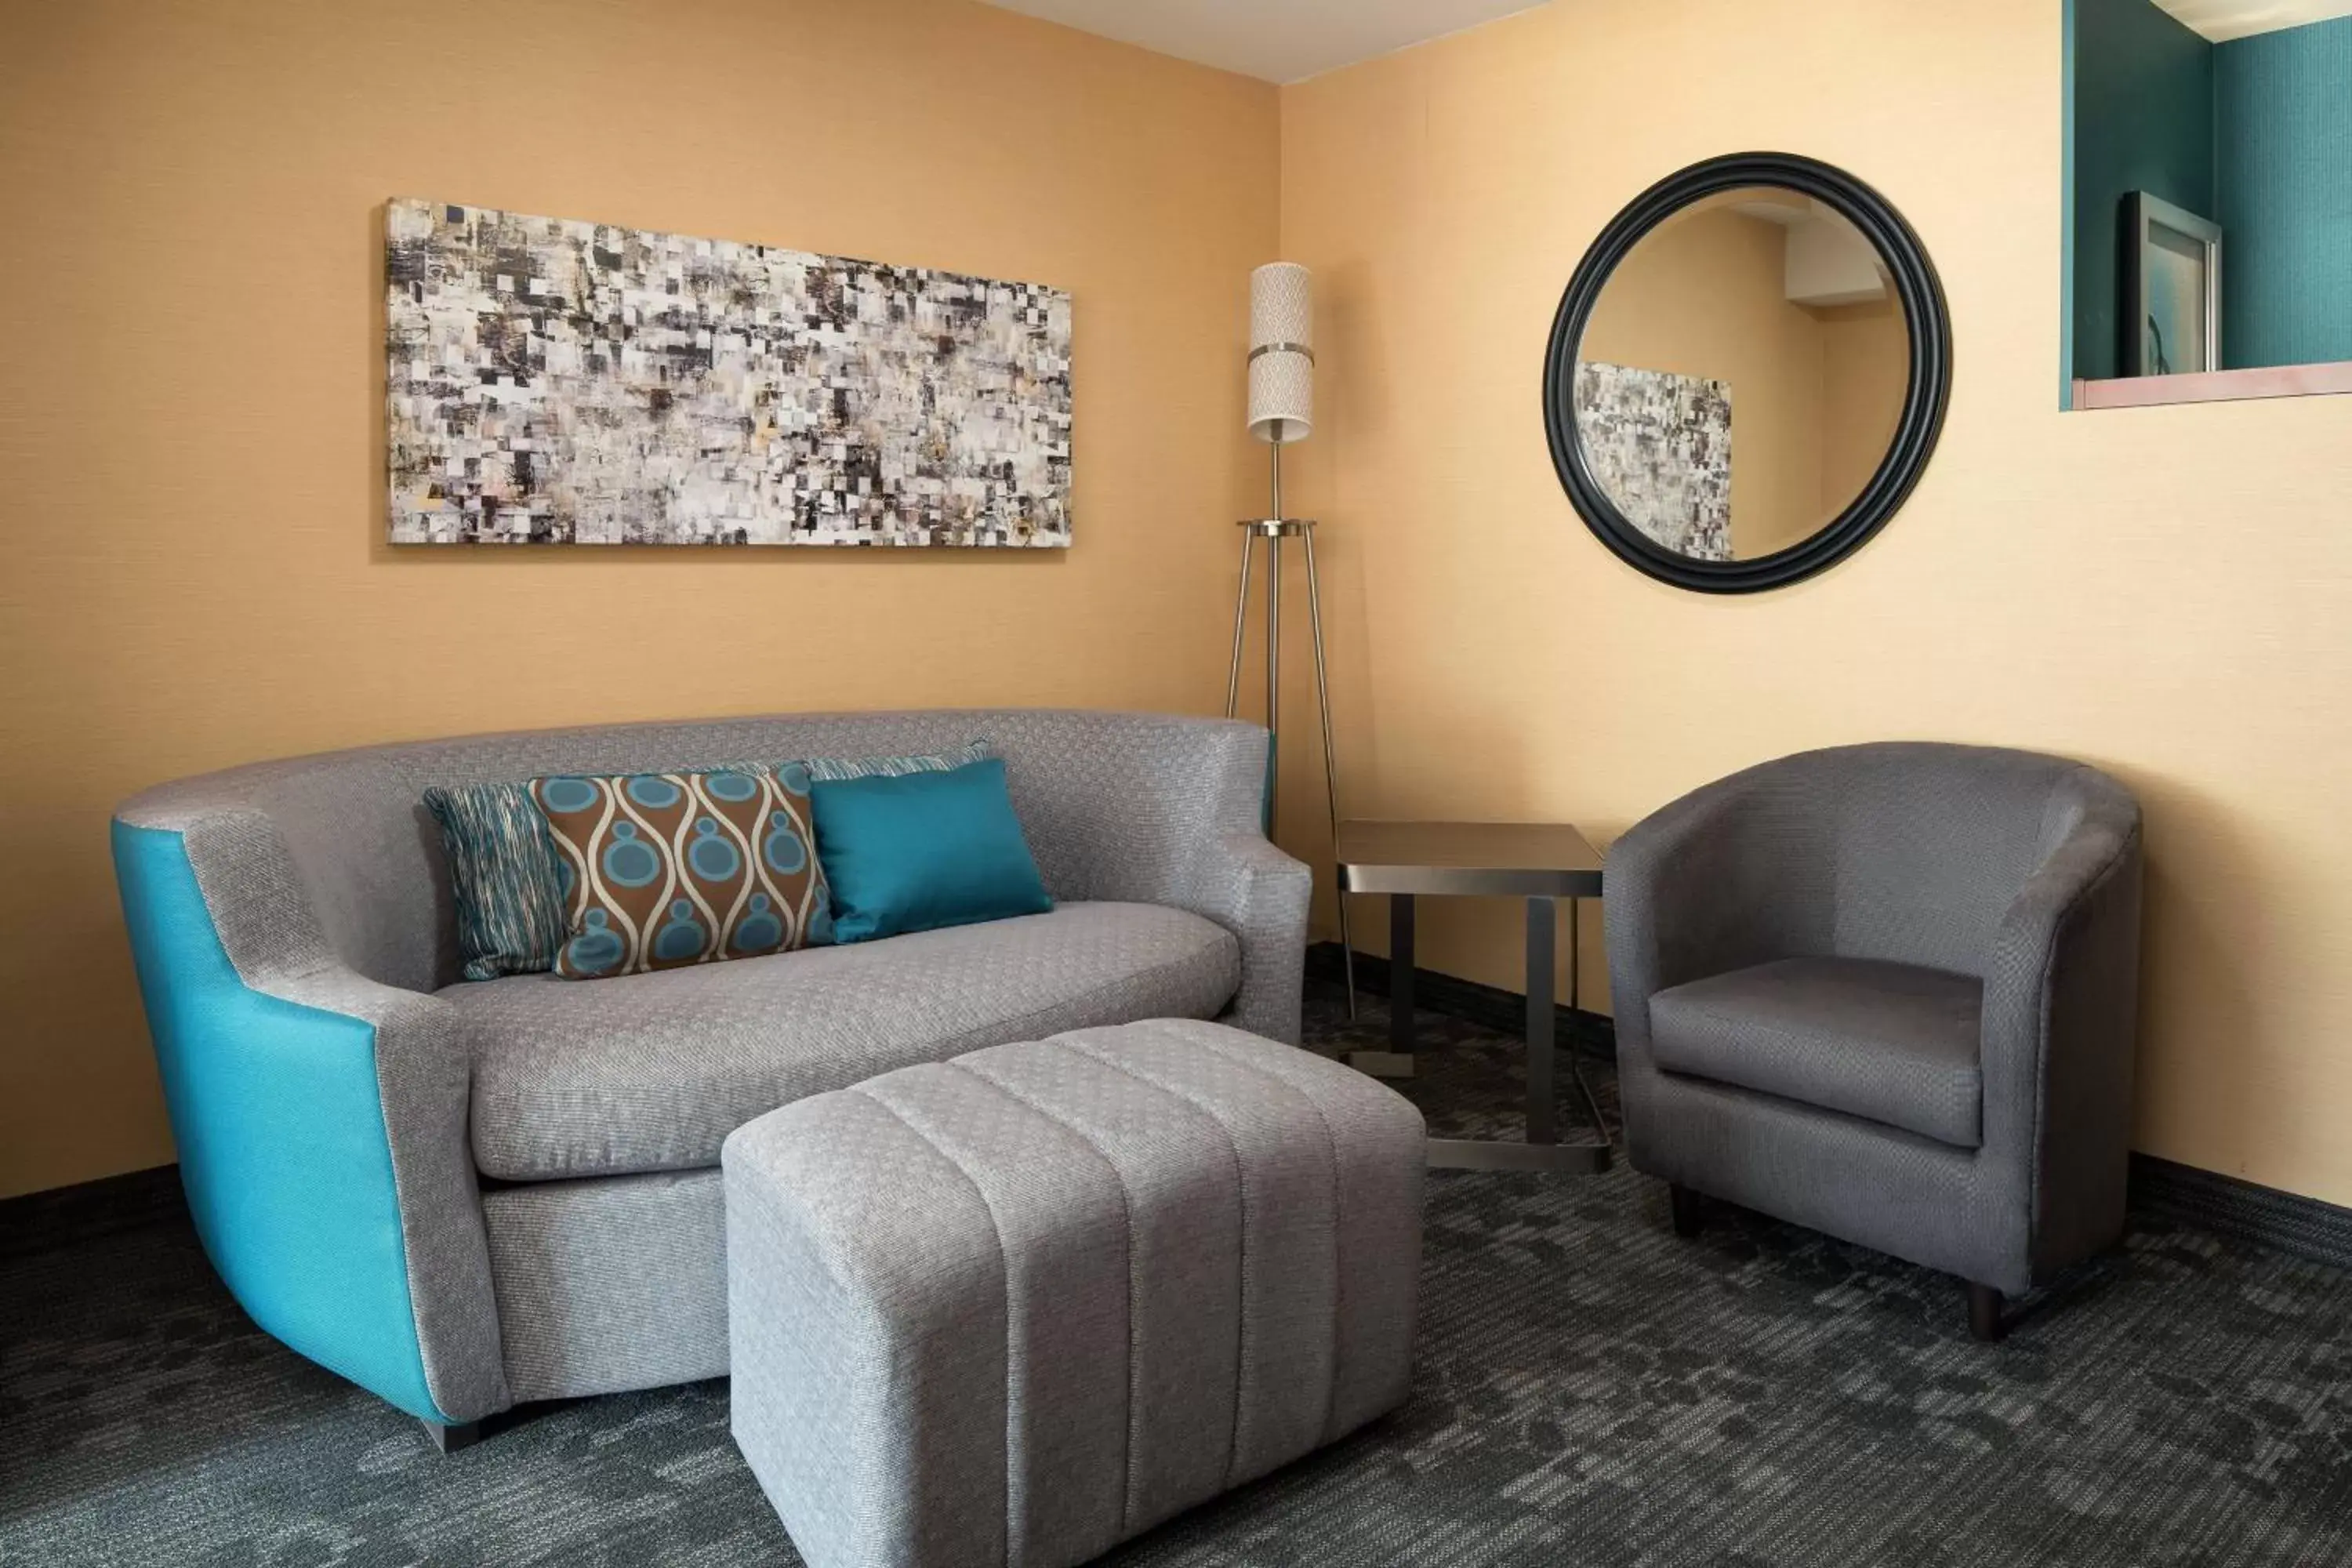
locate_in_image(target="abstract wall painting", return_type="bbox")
[386,200,1073,546]
[1571,361,1732,561]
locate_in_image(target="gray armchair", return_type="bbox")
[1605,742,2143,1339]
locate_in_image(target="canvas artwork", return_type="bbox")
[2123,191,2221,379]
[2141,223,2213,376]
[386,200,1073,546]
[1573,361,1732,561]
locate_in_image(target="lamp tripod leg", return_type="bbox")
[1266,528,1281,834]
[1302,524,1355,1021]
[1225,528,1254,720]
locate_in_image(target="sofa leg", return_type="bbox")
[1669,1183,1703,1239]
[1966,1283,2005,1343]
[424,1419,481,1455]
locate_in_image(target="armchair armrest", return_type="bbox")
[1978,795,2143,1270]
[1603,771,1802,1061]
[112,812,508,1423]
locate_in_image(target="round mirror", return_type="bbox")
[1544,153,1951,593]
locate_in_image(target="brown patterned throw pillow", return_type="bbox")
[529,768,824,979]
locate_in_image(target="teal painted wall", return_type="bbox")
[2216,17,2352,369]
[2069,0,2215,383]
[2062,0,2078,406]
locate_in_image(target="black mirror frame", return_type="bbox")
[1542,151,1952,593]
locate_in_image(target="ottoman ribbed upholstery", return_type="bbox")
[721,1017,1426,1568]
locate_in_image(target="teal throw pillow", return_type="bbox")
[811,758,1052,943]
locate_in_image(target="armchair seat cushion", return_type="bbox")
[1647,956,1984,1148]
[450,902,1241,1181]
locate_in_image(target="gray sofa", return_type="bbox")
[1605,742,2143,1338]
[111,709,1308,1438]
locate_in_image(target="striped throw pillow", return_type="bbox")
[777,739,993,789]
[424,782,572,982]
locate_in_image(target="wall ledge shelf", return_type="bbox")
[2072,361,2352,409]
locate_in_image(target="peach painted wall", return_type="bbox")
[1820,299,1911,514]
[11,0,2351,1211]
[0,0,1277,1196]
[1275,0,2352,1204]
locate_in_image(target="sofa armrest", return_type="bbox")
[111,813,508,1424]
[993,713,1308,1044]
[1182,829,1313,1044]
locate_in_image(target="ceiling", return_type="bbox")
[975,0,2352,84]
[2148,0,2352,39]
[975,0,1543,83]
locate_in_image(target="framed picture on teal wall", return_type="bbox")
[2123,191,2222,376]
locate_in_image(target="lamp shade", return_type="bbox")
[1248,262,1312,445]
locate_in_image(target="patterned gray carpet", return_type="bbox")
[5,985,2350,1566]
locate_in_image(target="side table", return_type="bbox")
[1337,820,1613,1173]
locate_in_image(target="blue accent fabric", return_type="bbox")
[811,758,1053,944]
[110,821,448,1424]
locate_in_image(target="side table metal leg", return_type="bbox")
[1390,891,1414,1051]
[1562,896,1612,1143]
[1301,524,1356,1022]
[1526,895,1558,1145]
[1427,893,1611,1173]
[1348,892,1415,1079]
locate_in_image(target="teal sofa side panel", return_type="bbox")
[111,820,448,1425]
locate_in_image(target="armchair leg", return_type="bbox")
[1669,1183,1704,1239]
[1966,1283,2005,1343]
[424,1419,481,1455]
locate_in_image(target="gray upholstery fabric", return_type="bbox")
[457,902,1243,1181]
[116,710,1304,1037]
[114,708,1308,1421]
[480,1169,728,1404]
[1649,956,1984,1148]
[1606,742,2143,1296]
[1185,830,1311,1045]
[723,1018,1424,1568]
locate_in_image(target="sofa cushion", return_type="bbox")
[1647,956,1984,1148]
[451,902,1243,1181]
[424,781,573,982]
[812,759,1054,943]
[532,768,827,979]
[425,743,994,982]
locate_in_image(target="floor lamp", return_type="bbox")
[1226,262,1357,1018]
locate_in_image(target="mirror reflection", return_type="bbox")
[1573,186,1911,561]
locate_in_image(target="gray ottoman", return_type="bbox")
[721,1017,1425,1568]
